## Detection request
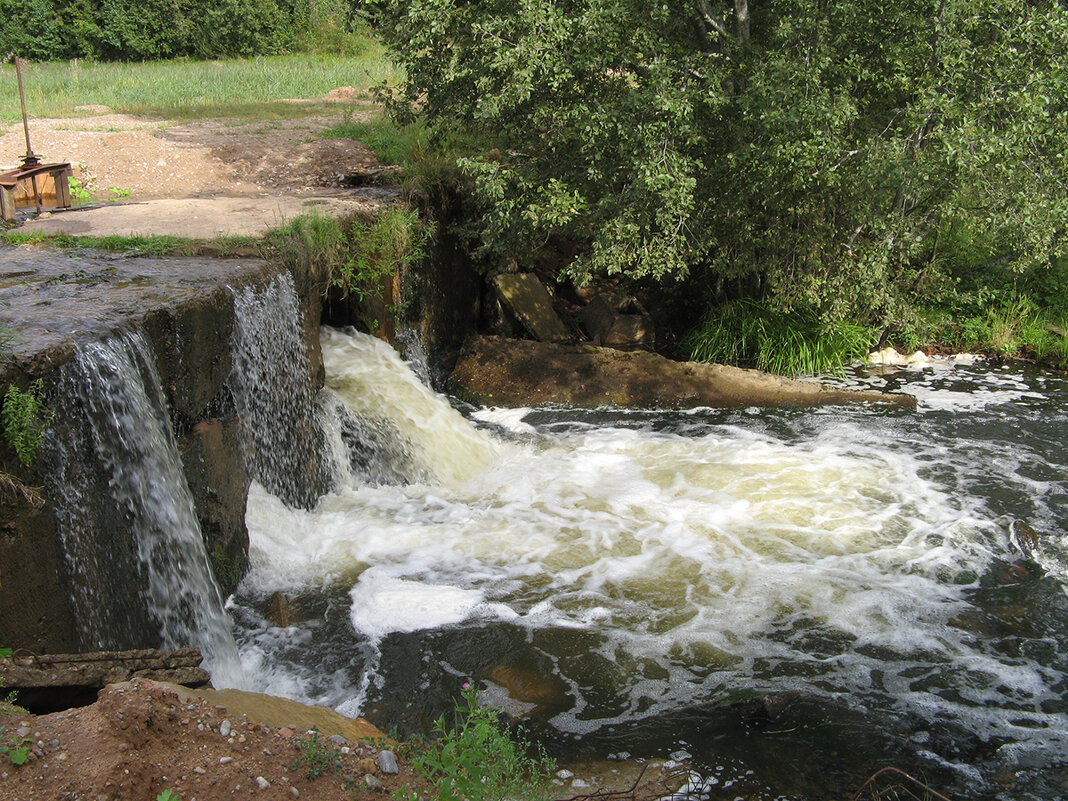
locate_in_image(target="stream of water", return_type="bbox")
[226,327,1068,800]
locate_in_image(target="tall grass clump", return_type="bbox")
[686,300,875,377]
[398,683,556,801]
[332,203,431,302]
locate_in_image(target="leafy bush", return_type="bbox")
[399,683,555,801]
[0,0,318,61]
[332,204,430,303]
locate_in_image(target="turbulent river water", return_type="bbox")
[228,327,1068,801]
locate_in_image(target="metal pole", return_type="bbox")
[15,57,39,168]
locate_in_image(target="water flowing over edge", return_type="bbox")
[45,330,243,686]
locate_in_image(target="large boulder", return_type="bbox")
[448,336,916,409]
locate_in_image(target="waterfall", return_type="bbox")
[46,331,243,686]
[229,273,321,508]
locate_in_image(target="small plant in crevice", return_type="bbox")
[156,789,182,801]
[396,682,556,801]
[291,727,343,779]
[2,380,54,467]
[332,204,432,306]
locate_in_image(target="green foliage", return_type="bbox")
[0,725,30,766]
[333,205,430,303]
[2,380,53,467]
[686,300,875,376]
[0,648,10,658]
[397,684,555,801]
[290,727,342,779]
[376,0,1068,340]
[156,790,182,801]
[0,0,383,61]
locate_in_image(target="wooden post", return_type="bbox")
[0,183,15,222]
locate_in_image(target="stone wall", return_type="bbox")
[0,248,326,653]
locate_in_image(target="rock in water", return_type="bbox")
[449,336,917,409]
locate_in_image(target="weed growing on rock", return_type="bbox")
[2,380,54,467]
[291,727,343,779]
[397,683,555,801]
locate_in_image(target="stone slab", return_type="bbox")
[449,335,917,409]
[491,273,571,343]
[14,195,377,240]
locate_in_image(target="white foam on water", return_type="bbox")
[320,326,497,487]
[241,328,1068,760]
[470,406,539,434]
[348,566,518,641]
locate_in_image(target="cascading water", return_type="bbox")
[230,273,321,508]
[233,327,1068,800]
[46,331,243,687]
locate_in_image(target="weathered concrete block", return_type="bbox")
[491,273,571,343]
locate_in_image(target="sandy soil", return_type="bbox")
[0,679,416,801]
[0,97,389,200]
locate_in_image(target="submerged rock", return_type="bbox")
[449,336,917,409]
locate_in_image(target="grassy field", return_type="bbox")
[0,43,399,122]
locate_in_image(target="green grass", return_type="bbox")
[1,230,260,257]
[322,114,475,186]
[0,45,400,122]
[686,299,876,377]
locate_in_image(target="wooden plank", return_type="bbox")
[0,184,15,223]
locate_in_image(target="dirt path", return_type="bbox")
[0,100,385,200]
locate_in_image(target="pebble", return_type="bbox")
[256,777,271,789]
[220,719,232,737]
[572,779,590,789]
[290,789,300,798]
[50,738,61,748]
[330,734,347,746]
[194,767,207,775]
[16,727,30,738]
[57,752,68,761]
[556,770,574,780]
[278,727,295,738]
[378,750,398,774]
[219,756,233,764]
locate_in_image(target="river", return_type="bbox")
[230,327,1068,800]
